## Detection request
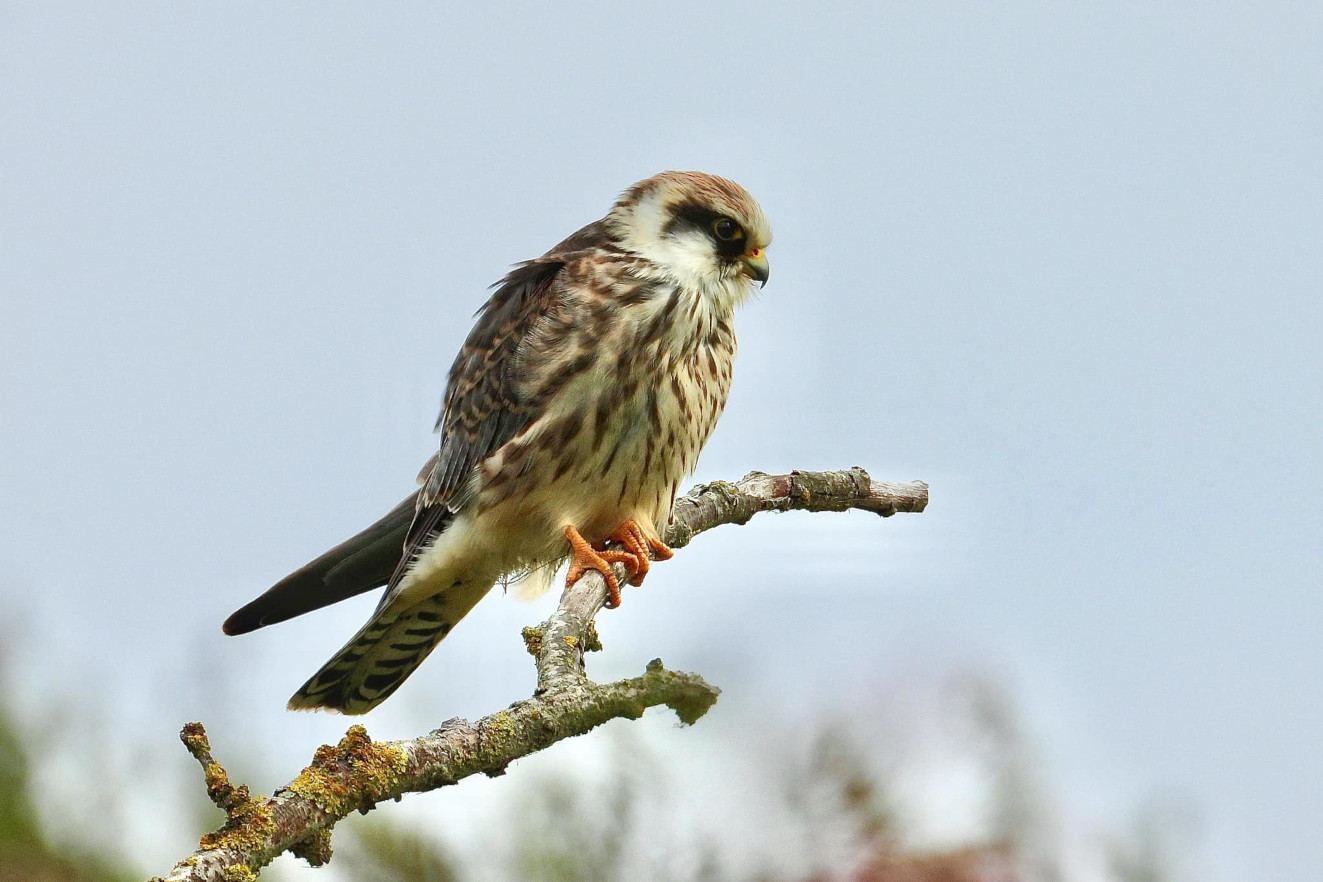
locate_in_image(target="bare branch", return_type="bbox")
[530,467,927,689]
[669,467,928,546]
[154,467,926,880]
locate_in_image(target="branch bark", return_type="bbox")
[154,467,927,881]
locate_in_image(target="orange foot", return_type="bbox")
[564,525,639,609]
[607,520,675,588]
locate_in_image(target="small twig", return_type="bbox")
[179,722,246,815]
[155,466,926,880]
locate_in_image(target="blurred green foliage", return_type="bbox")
[0,655,1184,882]
[0,701,130,882]
[337,818,461,882]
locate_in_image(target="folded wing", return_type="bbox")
[222,494,415,635]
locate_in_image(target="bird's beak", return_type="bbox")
[740,248,770,287]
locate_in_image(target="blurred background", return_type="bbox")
[2,3,1319,880]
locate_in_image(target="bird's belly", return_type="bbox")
[475,347,730,566]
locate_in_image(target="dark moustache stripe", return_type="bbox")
[663,201,748,260]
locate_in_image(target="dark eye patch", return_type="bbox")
[666,201,748,259]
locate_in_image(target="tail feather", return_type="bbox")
[223,494,418,636]
[286,579,493,714]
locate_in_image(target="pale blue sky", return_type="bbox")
[2,4,1319,879]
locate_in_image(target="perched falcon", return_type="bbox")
[223,171,772,714]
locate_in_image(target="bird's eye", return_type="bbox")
[712,218,742,241]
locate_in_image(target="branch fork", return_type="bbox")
[155,467,927,880]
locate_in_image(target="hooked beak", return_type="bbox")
[740,248,770,287]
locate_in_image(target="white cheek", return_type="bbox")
[655,231,722,289]
[612,193,753,309]
[626,227,741,297]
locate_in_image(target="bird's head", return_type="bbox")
[606,171,772,299]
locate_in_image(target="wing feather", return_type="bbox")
[225,222,615,633]
[222,494,416,635]
[389,220,613,589]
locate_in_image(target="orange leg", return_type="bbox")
[606,520,675,587]
[564,525,638,609]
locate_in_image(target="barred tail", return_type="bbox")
[287,581,492,714]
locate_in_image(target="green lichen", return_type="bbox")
[582,621,603,653]
[521,626,543,656]
[180,722,210,755]
[289,828,333,867]
[202,762,233,806]
[481,710,516,743]
[222,864,258,882]
[643,660,720,725]
[182,724,278,858]
[197,785,276,855]
[475,709,523,778]
[286,725,409,818]
[562,634,578,649]
[704,479,742,501]
[666,688,720,726]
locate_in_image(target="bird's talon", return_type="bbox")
[646,535,675,561]
[605,520,675,588]
[564,526,636,608]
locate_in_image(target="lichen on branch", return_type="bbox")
[154,466,926,881]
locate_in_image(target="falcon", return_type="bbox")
[223,171,772,714]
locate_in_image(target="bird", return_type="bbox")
[222,171,772,714]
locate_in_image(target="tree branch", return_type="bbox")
[154,467,927,881]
